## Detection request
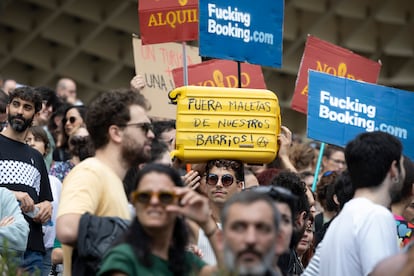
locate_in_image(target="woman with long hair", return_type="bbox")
[98,164,220,276]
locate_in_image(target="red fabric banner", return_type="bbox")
[291,35,381,114]
[138,0,198,45]
[172,59,266,89]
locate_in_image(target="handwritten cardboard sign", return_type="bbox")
[198,0,284,68]
[168,86,281,163]
[132,35,201,119]
[138,0,199,44]
[172,59,266,88]
[308,70,414,159]
[292,35,381,114]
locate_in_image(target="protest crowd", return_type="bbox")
[0,73,413,276]
[0,0,414,276]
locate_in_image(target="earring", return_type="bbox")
[392,176,399,184]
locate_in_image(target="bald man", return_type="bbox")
[56,78,82,105]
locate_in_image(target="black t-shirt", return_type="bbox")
[0,134,53,252]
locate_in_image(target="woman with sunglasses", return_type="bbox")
[98,164,220,276]
[52,105,87,162]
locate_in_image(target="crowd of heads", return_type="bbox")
[1,75,413,276]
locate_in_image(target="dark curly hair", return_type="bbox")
[206,159,244,182]
[86,89,150,150]
[316,171,339,211]
[271,170,310,249]
[271,170,310,220]
[9,86,42,113]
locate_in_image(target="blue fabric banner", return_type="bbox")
[199,0,284,68]
[308,70,414,159]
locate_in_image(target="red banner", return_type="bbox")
[138,0,198,45]
[172,59,266,89]
[291,35,381,114]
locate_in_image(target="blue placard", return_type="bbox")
[199,0,284,68]
[308,70,414,159]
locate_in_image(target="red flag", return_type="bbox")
[173,59,266,89]
[291,35,381,114]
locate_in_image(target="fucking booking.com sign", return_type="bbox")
[308,71,414,159]
[199,0,284,68]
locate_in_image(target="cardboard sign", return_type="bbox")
[308,71,414,159]
[138,0,198,45]
[292,35,381,114]
[198,0,284,68]
[168,86,281,163]
[132,35,201,119]
[172,59,266,89]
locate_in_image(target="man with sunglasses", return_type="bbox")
[0,87,53,273]
[57,89,154,275]
[190,159,244,265]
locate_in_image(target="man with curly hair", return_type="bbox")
[189,159,245,265]
[57,89,154,275]
[0,86,53,273]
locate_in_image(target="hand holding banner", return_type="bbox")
[132,35,201,119]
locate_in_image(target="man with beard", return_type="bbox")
[220,190,281,276]
[271,171,310,275]
[0,87,53,273]
[318,131,405,276]
[56,89,154,275]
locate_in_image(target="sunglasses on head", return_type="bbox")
[131,190,178,206]
[63,116,77,125]
[246,185,298,201]
[206,173,235,187]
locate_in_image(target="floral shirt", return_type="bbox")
[50,161,75,182]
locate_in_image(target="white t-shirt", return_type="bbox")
[42,175,62,249]
[319,197,399,276]
[197,223,221,265]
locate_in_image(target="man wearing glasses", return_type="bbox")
[321,144,346,173]
[56,89,155,275]
[189,159,244,265]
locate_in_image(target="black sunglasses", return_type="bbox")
[63,116,77,125]
[131,190,177,206]
[206,173,235,187]
[123,122,153,134]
